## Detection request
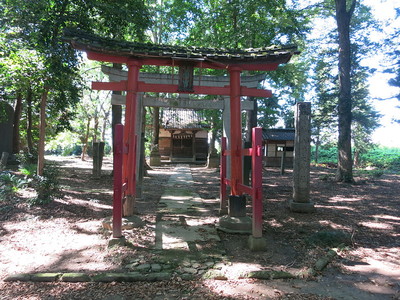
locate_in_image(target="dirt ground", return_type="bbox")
[0,156,399,300]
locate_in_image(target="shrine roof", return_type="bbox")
[263,128,295,141]
[63,28,299,66]
[162,109,210,130]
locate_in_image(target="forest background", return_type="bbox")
[0,0,399,182]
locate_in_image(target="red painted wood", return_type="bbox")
[220,137,227,213]
[113,124,123,238]
[242,148,252,156]
[92,81,127,91]
[125,59,141,201]
[241,87,272,98]
[237,183,252,195]
[252,127,263,238]
[229,67,242,195]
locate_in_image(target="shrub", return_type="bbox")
[15,151,37,166]
[0,171,28,201]
[360,147,400,170]
[19,164,37,178]
[28,163,62,205]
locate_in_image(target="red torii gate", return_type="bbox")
[64,29,298,239]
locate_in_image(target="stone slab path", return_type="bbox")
[155,164,221,252]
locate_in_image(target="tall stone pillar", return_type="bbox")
[290,102,315,213]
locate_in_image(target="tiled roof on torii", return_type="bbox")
[63,28,299,66]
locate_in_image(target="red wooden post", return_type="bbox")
[220,137,227,214]
[123,59,141,216]
[132,134,137,196]
[252,127,263,238]
[229,67,242,196]
[113,124,123,238]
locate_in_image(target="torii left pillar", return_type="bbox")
[123,59,141,216]
[229,67,243,196]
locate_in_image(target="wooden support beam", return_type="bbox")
[92,81,127,91]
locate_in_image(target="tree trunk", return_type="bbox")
[353,150,360,167]
[102,106,110,141]
[152,106,160,147]
[315,126,320,164]
[142,107,150,176]
[93,110,99,143]
[112,105,122,142]
[209,127,217,154]
[12,92,23,154]
[81,117,91,161]
[37,87,49,176]
[335,0,356,183]
[26,89,34,154]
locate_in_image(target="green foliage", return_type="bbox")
[19,164,37,178]
[311,146,337,163]
[46,130,82,155]
[0,172,29,201]
[15,151,37,166]
[29,163,62,206]
[354,169,384,179]
[313,145,400,171]
[0,0,151,155]
[359,147,400,170]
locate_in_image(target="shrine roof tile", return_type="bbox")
[63,28,299,65]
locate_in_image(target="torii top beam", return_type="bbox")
[63,28,299,72]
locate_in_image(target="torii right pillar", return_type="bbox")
[290,102,316,213]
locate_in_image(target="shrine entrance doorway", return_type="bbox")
[171,131,194,160]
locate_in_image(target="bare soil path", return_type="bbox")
[0,156,399,299]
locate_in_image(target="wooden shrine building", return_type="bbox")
[263,128,295,167]
[159,109,209,163]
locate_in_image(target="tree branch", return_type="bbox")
[348,0,357,17]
